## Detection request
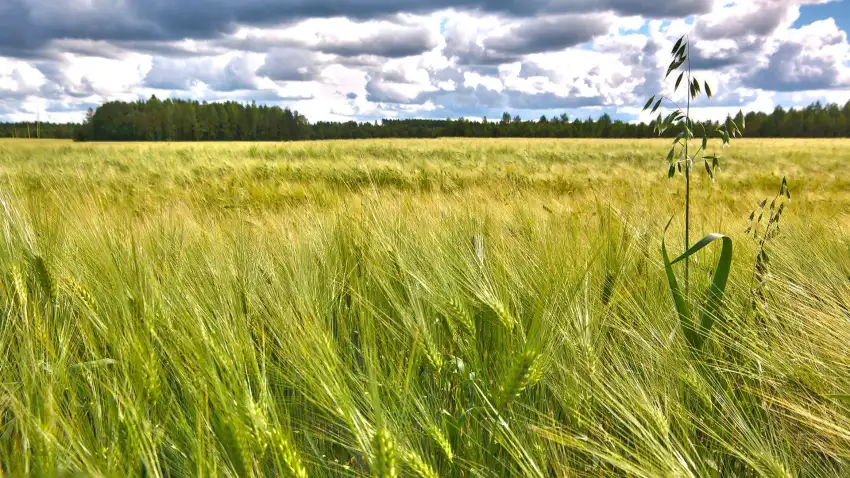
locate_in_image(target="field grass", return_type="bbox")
[0,137,848,477]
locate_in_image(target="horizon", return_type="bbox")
[2,96,847,128]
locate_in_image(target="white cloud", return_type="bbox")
[0,1,848,122]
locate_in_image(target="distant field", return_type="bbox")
[0,138,848,476]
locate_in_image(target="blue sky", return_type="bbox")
[0,0,848,123]
[795,1,849,30]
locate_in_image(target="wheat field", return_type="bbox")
[0,138,848,476]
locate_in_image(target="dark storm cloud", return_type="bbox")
[318,26,437,58]
[364,77,418,103]
[256,48,322,81]
[0,0,712,58]
[0,0,165,57]
[444,13,611,66]
[441,26,517,66]
[144,55,259,90]
[484,15,612,55]
[218,23,436,58]
[503,90,605,109]
[449,47,520,67]
[693,3,791,41]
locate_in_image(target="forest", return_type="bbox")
[0,122,79,139]
[1,96,850,141]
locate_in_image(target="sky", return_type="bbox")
[0,0,848,124]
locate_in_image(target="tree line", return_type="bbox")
[76,97,308,142]
[2,96,849,141]
[0,122,78,139]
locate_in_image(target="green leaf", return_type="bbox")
[666,58,685,79]
[675,72,684,92]
[671,36,684,55]
[663,228,734,350]
[704,81,712,99]
[676,43,687,60]
[704,160,713,179]
[701,135,708,152]
[662,219,698,348]
[726,116,738,136]
[667,147,676,162]
[643,96,655,111]
[651,98,663,114]
[668,164,676,178]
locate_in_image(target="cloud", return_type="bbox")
[0,0,714,59]
[747,19,850,91]
[693,0,797,40]
[503,89,605,109]
[0,60,44,100]
[257,48,322,81]
[366,78,606,113]
[144,55,261,91]
[311,23,438,58]
[484,14,613,56]
[218,18,438,59]
[1,0,849,123]
[688,0,838,70]
[365,75,431,104]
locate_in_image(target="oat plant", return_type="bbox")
[643,35,741,350]
[746,177,791,307]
